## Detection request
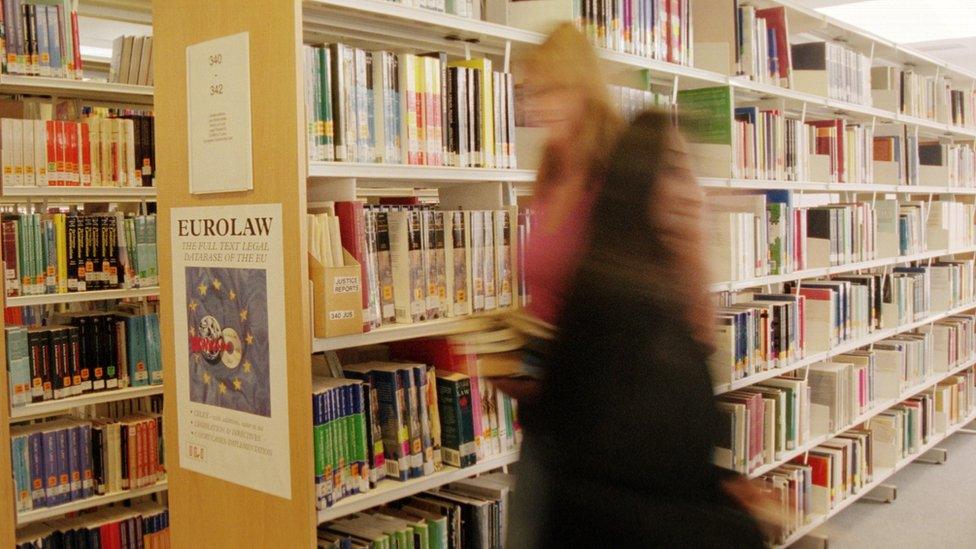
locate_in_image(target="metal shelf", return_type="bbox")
[1,186,157,203]
[708,246,976,293]
[316,451,518,524]
[6,287,159,307]
[713,301,976,395]
[0,74,153,104]
[308,162,536,184]
[312,315,492,352]
[16,481,168,526]
[9,385,163,422]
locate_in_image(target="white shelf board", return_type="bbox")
[698,178,976,195]
[714,301,976,395]
[308,162,536,184]
[0,75,153,104]
[313,315,492,352]
[708,246,976,293]
[317,451,518,523]
[1,186,157,203]
[6,287,159,307]
[773,407,976,548]
[9,385,163,422]
[16,481,168,526]
[744,355,976,480]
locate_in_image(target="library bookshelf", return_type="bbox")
[0,27,160,547]
[149,0,976,547]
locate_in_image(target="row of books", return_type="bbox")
[108,35,153,87]
[15,502,169,549]
[712,266,975,383]
[735,5,790,87]
[6,307,163,408]
[10,412,164,512]
[2,212,159,297]
[708,193,975,282]
[760,368,976,543]
[608,85,672,122]
[318,472,514,548]
[314,351,519,509]
[1,112,155,188]
[792,42,872,106]
[718,319,976,476]
[680,85,976,185]
[873,67,976,128]
[310,203,518,331]
[528,0,694,65]
[304,45,517,169]
[0,0,82,79]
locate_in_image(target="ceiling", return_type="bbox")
[793,0,976,72]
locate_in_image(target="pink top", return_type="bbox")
[524,188,597,324]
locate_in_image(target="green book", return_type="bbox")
[676,86,733,145]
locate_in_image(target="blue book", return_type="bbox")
[6,325,31,407]
[10,431,31,512]
[79,422,93,498]
[55,423,70,505]
[27,429,45,508]
[45,5,61,78]
[121,313,148,386]
[67,423,82,501]
[41,425,59,507]
[345,363,410,481]
[399,366,423,479]
[34,5,49,76]
[768,28,779,78]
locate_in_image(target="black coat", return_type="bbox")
[507,273,764,548]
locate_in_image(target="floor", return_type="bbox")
[809,424,976,548]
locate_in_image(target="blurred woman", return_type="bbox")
[508,110,765,546]
[488,22,623,401]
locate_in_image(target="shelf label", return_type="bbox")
[171,203,291,499]
[186,32,254,194]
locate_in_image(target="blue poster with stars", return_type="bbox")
[186,266,271,417]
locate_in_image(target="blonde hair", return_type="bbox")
[521,23,623,197]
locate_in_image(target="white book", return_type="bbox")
[22,120,34,186]
[10,119,23,187]
[389,210,426,323]
[493,210,512,308]
[469,210,485,312]
[125,119,137,187]
[137,36,153,86]
[482,210,496,310]
[1,119,13,188]
[89,118,101,186]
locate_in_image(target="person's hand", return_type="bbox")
[721,475,788,541]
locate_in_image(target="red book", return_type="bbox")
[66,121,80,186]
[3,219,19,297]
[755,7,792,82]
[668,0,680,63]
[334,201,371,332]
[71,10,82,79]
[809,119,845,182]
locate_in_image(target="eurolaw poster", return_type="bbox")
[171,203,291,498]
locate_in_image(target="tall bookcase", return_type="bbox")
[151,1,976,547]
[0,75,159,549]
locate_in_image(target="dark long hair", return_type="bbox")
[577,110,714,350]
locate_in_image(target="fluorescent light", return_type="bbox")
[818,0,976,44]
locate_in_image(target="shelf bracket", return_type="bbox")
[670,75,679,107]
[503,40,511,74]
[916,447,948,464]
[464,42,472,61]
[864,483,897,503]
[792,532,828,549]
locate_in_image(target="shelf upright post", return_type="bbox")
[0,269,10,546]
[152,0,316,546]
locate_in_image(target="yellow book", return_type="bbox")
[398,54,420,165]
[415,56,428,165]
[448,58,494,168]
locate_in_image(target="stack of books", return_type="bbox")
[304,46,517,169]
[0,0,83,79]
[5,307,163,409]
[1,212,158,297]
[318,472,514,547]
[10,412,164,512]
[15,502,169,547]
[108,35,154,87]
